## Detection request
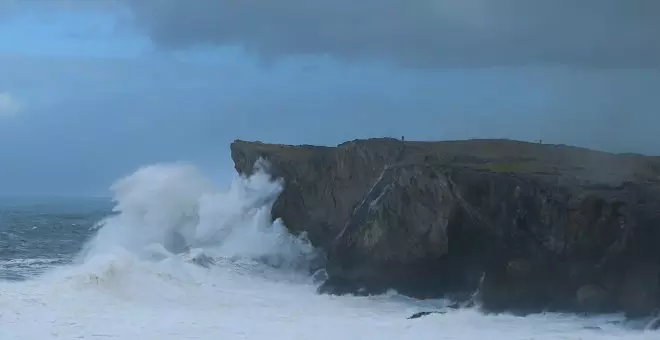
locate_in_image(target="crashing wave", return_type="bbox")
[71,161,320,284]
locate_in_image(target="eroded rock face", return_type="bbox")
[576,285,610,312]
[620,263,660,317]
[230,138,660,315]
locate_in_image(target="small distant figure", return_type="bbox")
[401,136,405,141]
[539,139,543,144]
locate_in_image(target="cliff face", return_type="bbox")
[231,138,660,316]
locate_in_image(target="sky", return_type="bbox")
[0,1,659,196]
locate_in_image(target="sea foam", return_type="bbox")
[0,162,657,339]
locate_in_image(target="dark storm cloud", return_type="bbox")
[119,0,660,68]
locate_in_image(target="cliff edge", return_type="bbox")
[231,138,660,316]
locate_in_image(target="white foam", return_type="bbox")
[0,258,65,280]
[0,258,62,266]
[1,269,656,340]
[0,163,657,339]
[78,162,317,269]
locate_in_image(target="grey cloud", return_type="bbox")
[118,0,660,68]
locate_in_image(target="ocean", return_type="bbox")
[0,163,657,339]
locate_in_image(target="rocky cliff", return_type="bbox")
[231,138,660,316]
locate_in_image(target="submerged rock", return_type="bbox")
[231,138,660,316]
[407,311,445,319]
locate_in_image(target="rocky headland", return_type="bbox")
[230,138,660,317]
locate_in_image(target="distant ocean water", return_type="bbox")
[0,197,112,281]
[0,164,657,339]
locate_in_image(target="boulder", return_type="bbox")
[230,138,660,315]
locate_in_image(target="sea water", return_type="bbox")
[0,163,656,339]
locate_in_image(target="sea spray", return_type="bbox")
[77,161,319,274]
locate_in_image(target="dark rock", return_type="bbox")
[620,263,660,317]
[507,259,533,278]
[408,311,445,319]
[230,138,660,316]
[576,284,611,312]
